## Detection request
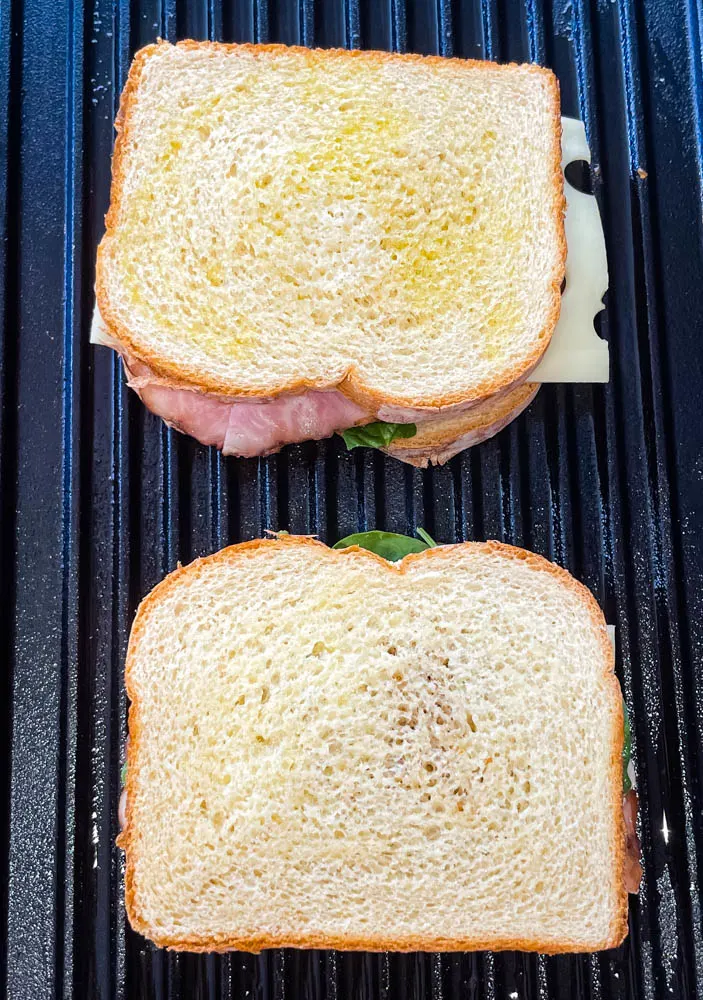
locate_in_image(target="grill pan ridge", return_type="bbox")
[1,1,703,998]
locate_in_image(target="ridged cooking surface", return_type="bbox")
[1,1,702,998]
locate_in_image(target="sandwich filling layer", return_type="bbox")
[92,309,535,459]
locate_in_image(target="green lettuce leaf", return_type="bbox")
[120,761,128,786]
[333,529,436,561]
[341,421,417,451]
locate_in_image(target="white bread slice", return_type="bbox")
[383,382,539,466]
[96,42,565,411]
[119,535,627,953]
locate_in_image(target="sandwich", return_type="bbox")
[94,42,609,466]
[118,531,641,953]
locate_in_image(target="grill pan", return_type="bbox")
[1,0,703,997]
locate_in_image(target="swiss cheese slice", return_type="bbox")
[532,117,609,382]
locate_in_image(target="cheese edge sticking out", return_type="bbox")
[92,118,609,386]
[532,117,609,383]
[92,306,122,350]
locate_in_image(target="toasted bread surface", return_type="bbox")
[97,42,565,409]
[119,536,626,953]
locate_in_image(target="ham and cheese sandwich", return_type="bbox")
[95,42,609,464]
[118,532,640,953]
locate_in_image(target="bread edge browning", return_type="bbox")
[96,41,567,410]
[383,383,540,467]
[117,535,628,953]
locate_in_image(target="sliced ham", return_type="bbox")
[118,787,128,831]
[223,388,367,458]
[92,308,518,460]
[91,310,535,459]
[124,360,369,457]
[93,308,543,458]
[623,789,642,894]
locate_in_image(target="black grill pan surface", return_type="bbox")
[2,0,703,997]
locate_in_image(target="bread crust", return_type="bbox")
[96,41,567,411]
[384,383,539,466]
[119,535,628,953]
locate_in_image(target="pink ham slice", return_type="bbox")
[125,360,369,457]
[118,787,128,831]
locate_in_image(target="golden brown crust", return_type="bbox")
[129,929,622,955]
[96,40,567,411]
[120,534,627,952]
[384,383,539,466]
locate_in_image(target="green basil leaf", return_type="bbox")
[333,530,431,561]
[341,421,417,451]
[415,527,438,548]
[120,761,128,786]
[622,700,632,794]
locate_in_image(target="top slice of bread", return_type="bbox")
[96,42,565,409]
[119,536,627,953]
